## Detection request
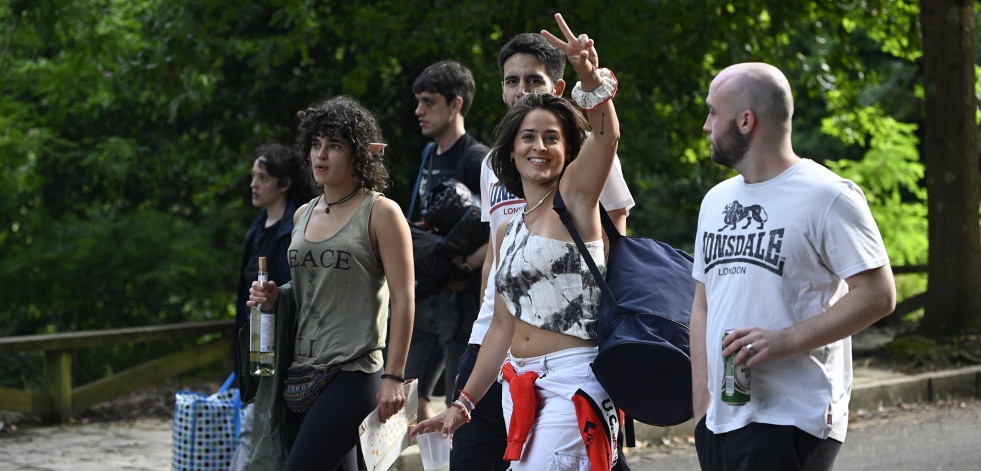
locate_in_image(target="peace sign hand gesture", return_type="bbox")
[540,13,601,90]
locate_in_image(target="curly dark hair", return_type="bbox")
[252,142,316,206]
[491,93,588,198]
[296,95,390,192]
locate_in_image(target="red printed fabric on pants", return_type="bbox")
[499,347,619,470]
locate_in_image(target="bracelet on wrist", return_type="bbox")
[457,390,476,411]
[380,373,405,382]
[571,68,618,111]
[451,400,472,423]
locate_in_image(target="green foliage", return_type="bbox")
[0,0,960,382]
[0,0,246,387]
[822,108,927,266]
[895,272,927,322]
[842,1,922,62]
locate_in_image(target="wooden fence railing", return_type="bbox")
[0,320,234,424]
[0,265,926,424]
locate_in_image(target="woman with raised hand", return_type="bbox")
[248,96,413,471]
[411,13,622,470]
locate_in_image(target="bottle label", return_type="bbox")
[250,309,261,352]
[260,313,276,352]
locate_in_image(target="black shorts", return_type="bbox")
[695,417,842,470]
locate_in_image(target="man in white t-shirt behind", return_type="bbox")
[690,62,896,470]
[448,32,635,471]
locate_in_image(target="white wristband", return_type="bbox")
[571,68,618,111]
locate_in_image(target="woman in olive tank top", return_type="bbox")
[248,96,414,471]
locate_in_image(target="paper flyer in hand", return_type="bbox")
[358,379,418,471]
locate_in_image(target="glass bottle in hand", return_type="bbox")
[250,257,276,376]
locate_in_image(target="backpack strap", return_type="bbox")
[456,139,490,195]
[406,142,436,219]
[551,187,620,307]
[454,144,469,182]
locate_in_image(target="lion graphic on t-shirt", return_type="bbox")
[718,200,768,231]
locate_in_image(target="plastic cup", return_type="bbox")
[415,431,450,471]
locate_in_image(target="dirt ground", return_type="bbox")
[0,417,173,471]
[0,377,223,471]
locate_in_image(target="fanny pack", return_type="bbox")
[283,364,343,413]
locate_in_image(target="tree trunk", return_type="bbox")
[920,0,981,335]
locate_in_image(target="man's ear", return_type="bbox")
[738,110,756,135]
[451,96,464,114]
[553,79,566,97]
[281,177,292,192]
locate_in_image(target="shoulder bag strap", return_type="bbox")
[552,187,620,307]
[406,142,436,219]
[454,143,469,182]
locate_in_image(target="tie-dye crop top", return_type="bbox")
[494,214,605,340]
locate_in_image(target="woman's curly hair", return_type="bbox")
[491,92,588,198]
[296,95,390,192]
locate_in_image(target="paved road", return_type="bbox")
[622,398,981,471]
[2,399,979,470]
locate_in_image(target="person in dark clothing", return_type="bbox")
[230,142,315,470]
[406,60,490,420]
[235,143,315,352]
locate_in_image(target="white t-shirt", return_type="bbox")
[692,158,889,441]
[468,151,635,345]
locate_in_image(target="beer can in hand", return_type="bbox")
[722,329,751,405]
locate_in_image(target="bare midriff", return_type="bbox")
[510,317,596,358]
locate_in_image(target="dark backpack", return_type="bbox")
[421,178,486,256]
[553,188,695,427]
[406,142,488,297]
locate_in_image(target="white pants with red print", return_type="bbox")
[500,346,620,471]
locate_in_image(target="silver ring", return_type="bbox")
[746,343,755,354]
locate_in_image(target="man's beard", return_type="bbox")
[710,119,750,169]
